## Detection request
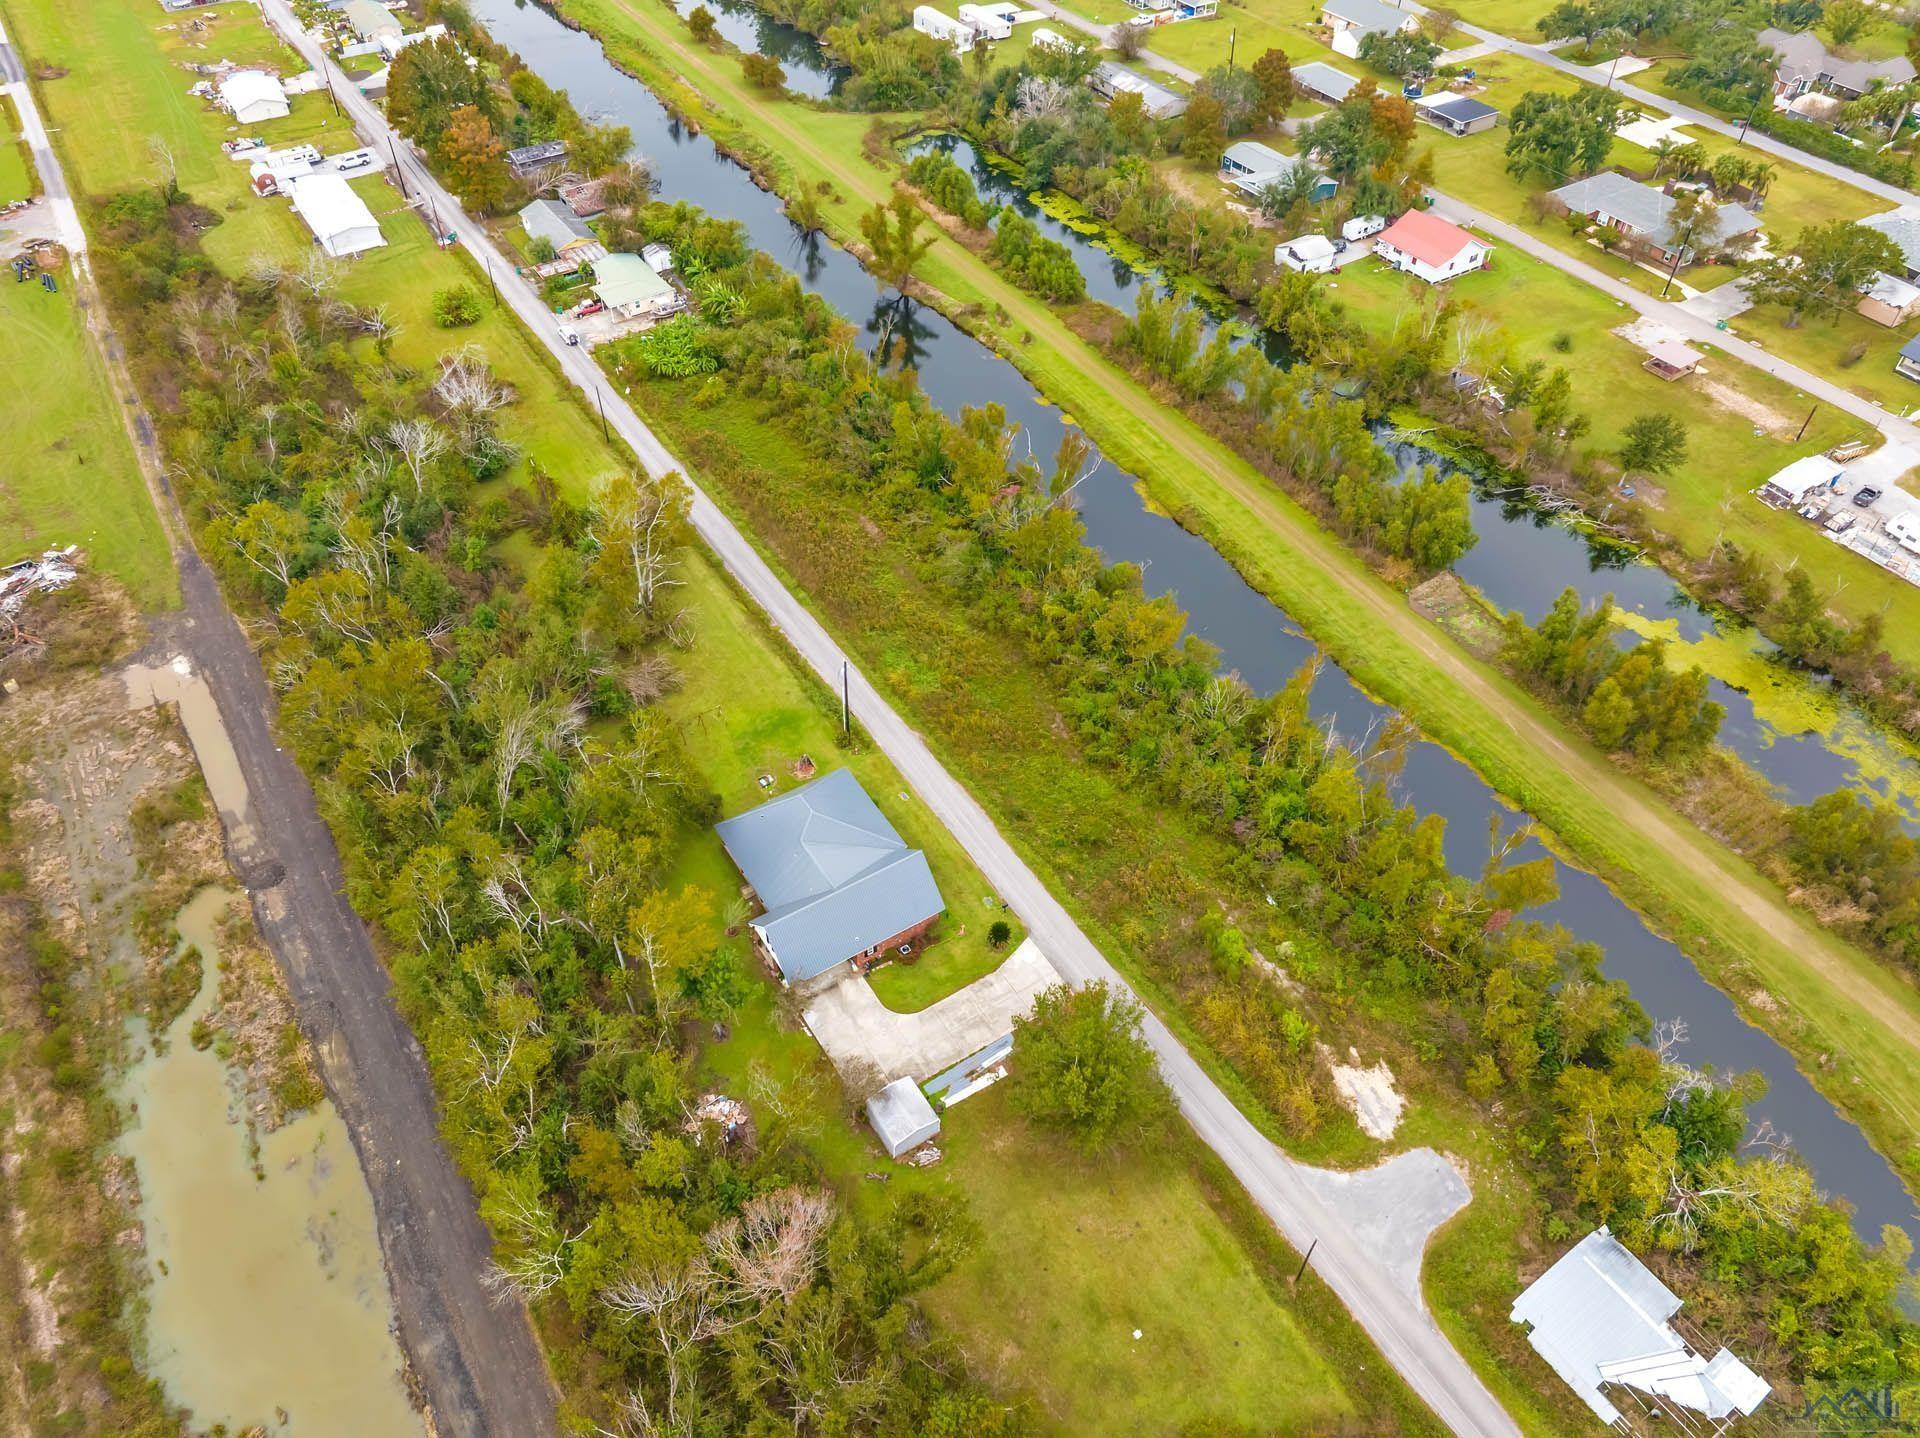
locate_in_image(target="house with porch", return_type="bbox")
[1219,141,1338,203]
[1758,27,1915,102]
[1547,172,1761,268]
[716,768,947,986]
[1320,0,1419,58]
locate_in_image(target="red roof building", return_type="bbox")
[1373,209,1492,283]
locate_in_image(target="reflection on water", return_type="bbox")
[118,888,418,1436]
[477,0,1920,1250]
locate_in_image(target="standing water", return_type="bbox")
[476,0,1920,1250]
[117,887,419,1436]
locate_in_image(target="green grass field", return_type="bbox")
[0,275,175,608]
[0,94,33,205]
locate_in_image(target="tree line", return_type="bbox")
[92,182,1022,1437]
[604,194,1920,1407]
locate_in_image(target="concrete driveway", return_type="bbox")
[803,937,1060,1082]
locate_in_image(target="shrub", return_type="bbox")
[988,919,1012,948]
[432,284,483,328]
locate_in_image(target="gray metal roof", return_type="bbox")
[716,768,946,981]
[1901,332,1920,362]
[506,139,570,171]
[1292,61,1359,102]
[1512,1227,1768,1425]
[1424,94,1498,123]
[1090,61,1188,118]
[1550,171,1761,248]
[1322,0,1413,34]
[866,1076,940,1156]
[518,198,594,249]
[1759,27,1915,95]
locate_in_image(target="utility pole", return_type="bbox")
[841,661,851,736]
[387,137,408,199]
[1795,403,1818,442]
[1228,26,1236,67]
[596,387,610,441]
[484,254,498,307]
[1292,1239,1317,1287]
[324,73,340,117]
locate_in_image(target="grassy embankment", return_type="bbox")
[556,0,1920,1191]
[7,2,1432,1429]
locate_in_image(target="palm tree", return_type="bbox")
[1648,136,1680,178]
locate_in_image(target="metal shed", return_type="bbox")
[867,1077,941,1157]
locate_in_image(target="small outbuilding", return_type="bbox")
[1757,454,1843,506]
[1512,1227,1769,1427]
[1859,271,1920,327]
[1641,339,1702,381]
[867,1077,941,1157]
[287,173,385,258]
[1275,233,1340,273]
[1416,93,1499,137]
[219,70,290,124]
[1088,61,1188,118]
[506,139,570,178]
[641,241,674,274]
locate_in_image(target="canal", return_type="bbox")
[471,0,1920,1251]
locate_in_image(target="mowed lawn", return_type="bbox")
[695,971,1381,1437]
[661,459,1020,1014]
[0,95,33,205]
[0,276,175,607]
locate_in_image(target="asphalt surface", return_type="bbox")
[256,1,1524,1431]
[5,12,558,1435]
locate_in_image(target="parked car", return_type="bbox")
[574,298,606,316]
[336,151,373,173]
[1853,485,1883,508]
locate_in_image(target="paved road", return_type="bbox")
[1044,1,1920,448]
[5,12,558,1436]
[0,17,87,258]
[256,0,1522,1431]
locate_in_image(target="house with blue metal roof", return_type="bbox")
[715,768,947,984]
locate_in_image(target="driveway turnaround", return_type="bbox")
[802,937,1061,1082]
[258,1,1521,1429]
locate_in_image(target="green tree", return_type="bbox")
[858,192,937,293]
[1250,47,1294,122]
[1617,412,1687,476]
[1010,982,1168,1152]
[688,4,716,41]
[741,52,786,89]
[1746,219,1906,326]
[432,284,483,328]
[1182,90,1228,168]
[438,104,515,214]
[1504,87,1623,184]
[1824,0,1877,46]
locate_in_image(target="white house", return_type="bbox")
[1275,233,1341,273]
[1031,26,1082,54]
[1513,1228,1769,1428]
[913,5,975,49]
[287,173,385,258]
[1320,0,1418,57]
[218,70,290,125]
[957,2,1017,39]
[378,22,449,60]
[1373,209,1491,283]
[1757,454,1843,506]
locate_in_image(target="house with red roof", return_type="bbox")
[1373,209,1492,284]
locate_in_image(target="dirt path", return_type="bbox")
[594,0,1920,1148]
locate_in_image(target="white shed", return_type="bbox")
[866,1077,940,1158]
[219,70,290,125]
[1275,233,1340,273]
[287,174,386,258]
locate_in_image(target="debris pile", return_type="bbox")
[683,1092,752,1146]
[1,547,80,622]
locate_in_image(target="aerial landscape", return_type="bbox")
[12,0,1920,1431]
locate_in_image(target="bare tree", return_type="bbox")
[383,416,450,495]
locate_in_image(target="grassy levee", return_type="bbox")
[553,0,1920,1185]
[8,2,1446,1427]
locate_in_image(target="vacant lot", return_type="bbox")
[0,265,174,607]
